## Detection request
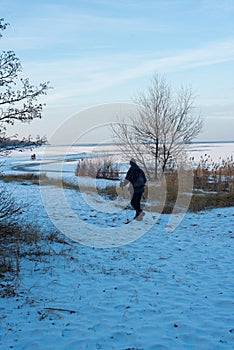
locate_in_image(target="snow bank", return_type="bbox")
[0,205,233,349]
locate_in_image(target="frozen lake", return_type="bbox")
[2,141,234,179]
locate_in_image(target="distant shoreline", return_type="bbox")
[48,140,234,147]
[192,140,234,144]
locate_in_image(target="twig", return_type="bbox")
[44,307,76,314]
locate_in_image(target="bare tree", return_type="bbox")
[0,18,50,224]
[0,18,8,37]
[112,75,203,179]
[0,18,50,152]
[0,183,22,221]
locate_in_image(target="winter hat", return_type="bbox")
[130,158,136,165]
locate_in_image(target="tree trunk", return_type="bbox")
[154,138,159,180]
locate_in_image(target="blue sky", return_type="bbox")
[1,0,234,142]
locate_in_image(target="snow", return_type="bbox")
[188,142,234,161]
[1,205,234,349]
[0,142,234,349]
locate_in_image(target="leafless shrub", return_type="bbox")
[0,221,71,297]
[0,183,22,221]
[75,157,120,180]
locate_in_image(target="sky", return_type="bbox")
[0,0,234,143]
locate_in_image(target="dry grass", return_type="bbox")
[189,191,234,212]
[145,162,234,213]
[75,157,120,180]
[0,172,47,184]
[0,221,71,297]
[193,155,234,193]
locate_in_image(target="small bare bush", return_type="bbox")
[0,221,71,297]
[0,184,22,221]
[75,157,120,180]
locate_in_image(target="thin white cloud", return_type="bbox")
[12,36,234,117]
[18,37,234,111]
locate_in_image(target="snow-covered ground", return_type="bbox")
[1,200,233,349]
[0,142,234,349]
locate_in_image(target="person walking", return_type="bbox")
[120,158,147,220]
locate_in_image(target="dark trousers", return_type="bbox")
[131,192,143,215]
